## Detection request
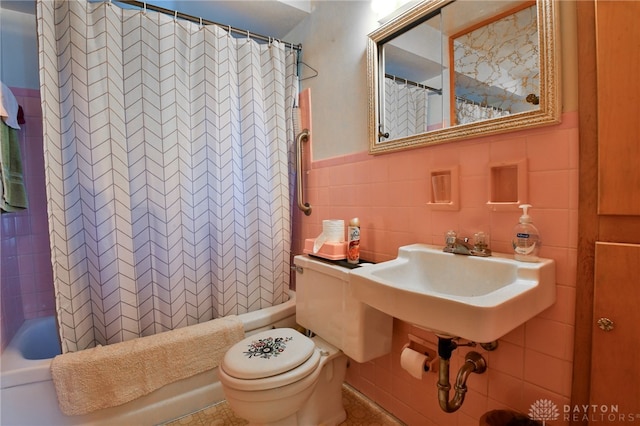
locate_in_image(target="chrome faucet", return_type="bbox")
[444,231,473,255]
[443,230,491,257]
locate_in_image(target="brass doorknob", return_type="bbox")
[597,317,614,331]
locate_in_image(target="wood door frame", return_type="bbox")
[572,0,598,422]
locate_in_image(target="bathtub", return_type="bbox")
[1,291,297,426]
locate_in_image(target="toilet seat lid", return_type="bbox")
[222,328,315,380]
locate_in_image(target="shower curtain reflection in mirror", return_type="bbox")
[382,77,432,141]
[455,99,510,125]
[37,0,297,352]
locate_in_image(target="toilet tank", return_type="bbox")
[293,255,392,363]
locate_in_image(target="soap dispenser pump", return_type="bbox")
[512,204,540,262]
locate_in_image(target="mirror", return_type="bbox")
[367,0,560,154]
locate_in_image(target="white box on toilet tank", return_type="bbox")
[293,255,393,363]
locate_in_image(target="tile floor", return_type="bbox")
[164,384,404,426]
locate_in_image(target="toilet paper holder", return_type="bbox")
[404,333,439,372]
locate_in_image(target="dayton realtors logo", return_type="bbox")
[528,399,560,425]
[529,399,640,423]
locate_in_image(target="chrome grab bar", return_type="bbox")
[296,129,312,216]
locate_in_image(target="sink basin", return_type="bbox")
[349,244,556,342]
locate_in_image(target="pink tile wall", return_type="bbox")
[292,112,578,425]
[1,87,54,352]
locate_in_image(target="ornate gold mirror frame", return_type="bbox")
[367,0,561,154]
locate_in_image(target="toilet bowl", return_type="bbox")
[219,255,393,426]
[219,328,348,425]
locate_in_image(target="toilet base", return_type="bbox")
[243,352,348,426]
[294,352,348,426]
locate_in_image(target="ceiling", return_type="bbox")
[0,0,310,40]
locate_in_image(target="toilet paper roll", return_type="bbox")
[322,219,345,242]
[400,346,430,379]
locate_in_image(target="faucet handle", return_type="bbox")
[445,230,457,248]
[472,232,491,256]
[474,232,487,246]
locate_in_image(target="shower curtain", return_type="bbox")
[455,99,510,125]
[383,77,429,140]
[37,0,297,352]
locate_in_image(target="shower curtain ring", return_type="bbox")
[199,17,203,29]
[174,10,178,21]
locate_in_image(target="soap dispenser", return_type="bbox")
[512,204,540,262]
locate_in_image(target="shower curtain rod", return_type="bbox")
[385,73,442,94]
[114,0,302,52]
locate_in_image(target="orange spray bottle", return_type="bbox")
[347,217,360,264]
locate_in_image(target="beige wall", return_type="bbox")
[285,1,379,160]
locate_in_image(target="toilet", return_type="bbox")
[219,255,393,426]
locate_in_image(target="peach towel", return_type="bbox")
[50,316,244,416]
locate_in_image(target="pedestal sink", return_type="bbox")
[349,244,556,343]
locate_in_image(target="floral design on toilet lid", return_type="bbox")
[243,335,293,359]
[223,328,316,380]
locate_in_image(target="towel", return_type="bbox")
[50,315,245,416]
[1,120,28,212]
[0,81,20,130]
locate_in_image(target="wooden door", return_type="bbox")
[573,1,640,423]
[595,0,640,216]
[591,243,640,414]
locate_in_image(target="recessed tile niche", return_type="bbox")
[487,160,528,211]
[428,166,459,211]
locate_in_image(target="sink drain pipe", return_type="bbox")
[436,337,488,413]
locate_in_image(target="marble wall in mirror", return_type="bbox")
[451,2,539,125]
[367,0,560,154]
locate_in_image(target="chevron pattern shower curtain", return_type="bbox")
[37,0,297,352]
[383,77,429,140]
